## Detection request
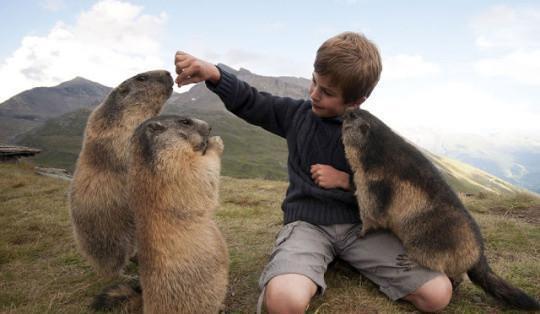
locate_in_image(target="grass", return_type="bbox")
[1,162,539,313]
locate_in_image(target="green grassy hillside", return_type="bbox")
[1,163,538,313]
[15,108,289,179]
[14,109,91,172]
[16,106,533,197]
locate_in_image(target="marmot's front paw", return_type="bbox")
[357,229,367,238]
[396,254,416,271]
[357,225,375,238]
[208,136,224,155]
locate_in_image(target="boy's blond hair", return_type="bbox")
[314,31,382,103]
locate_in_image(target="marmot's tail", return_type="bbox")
[91,278,142,312]
[467,255,539,310]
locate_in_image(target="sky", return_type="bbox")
[1,0,539,137]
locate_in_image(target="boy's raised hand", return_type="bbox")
[174,51,221,87]
[310,164,351,190]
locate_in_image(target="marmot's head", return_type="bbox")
[99,70,174,123]
[131,115,211,169]
[342,108,375,149]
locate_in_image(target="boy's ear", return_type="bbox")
[345,96,367,108]
[356,96,367,107]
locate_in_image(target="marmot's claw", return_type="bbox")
[208,136,224,154]
[396,254,416,271]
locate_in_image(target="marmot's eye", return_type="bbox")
[136,74,149,82]
[178,119,192,125]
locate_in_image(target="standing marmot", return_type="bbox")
[69,70,173,277]
[128,115,229,313]
[342,108,539,310]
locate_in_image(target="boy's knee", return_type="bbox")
[264,274,317,314]
[406,275,452,312]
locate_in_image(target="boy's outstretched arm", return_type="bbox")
[174,51,304,138]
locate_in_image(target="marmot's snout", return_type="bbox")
[189,118,211,154]
[343,107,361,121]
[342,109,371,148]
[342,108,361,131]
[135,115,213,158]
[160,71,174,90]
[132,70,174,94]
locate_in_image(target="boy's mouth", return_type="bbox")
[312,103,323,110]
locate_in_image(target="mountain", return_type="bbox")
[0,77,111,143]
[15,65,310,179]
[423,150,527,195]
[162,64,310,115]
[7,66,536,195]
[401,128,540,194]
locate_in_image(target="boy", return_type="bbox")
[174,32,452,313]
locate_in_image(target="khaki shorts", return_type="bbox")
[259,220,441,301]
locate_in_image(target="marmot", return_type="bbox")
[342,108,540,310]
[127,115,229,313]
[69,70,173,277]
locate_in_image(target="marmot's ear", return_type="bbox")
[147,121,166,133]
[359,123,370,135]
[117,85,130,97]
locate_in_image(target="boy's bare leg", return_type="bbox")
[265,274,318,314]
[402,275,452,312]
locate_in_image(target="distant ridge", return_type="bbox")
[0,77,111,143]
[3,66,537,195]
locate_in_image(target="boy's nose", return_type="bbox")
[310,87,320,102]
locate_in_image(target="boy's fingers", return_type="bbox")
[176,71,202,86]
[176,65,195,81]
[179,76,200,86]
[175,51,189,62]
[175,61,191,74]
[312,171,323,181]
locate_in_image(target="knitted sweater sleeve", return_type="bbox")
[205,65,304,138]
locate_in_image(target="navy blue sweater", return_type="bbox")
[206,66,360,225]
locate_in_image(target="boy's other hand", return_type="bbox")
[310,164,351,190]
[174,51,221,87]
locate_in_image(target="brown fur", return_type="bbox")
[342,108,539,310]
[69,70,173,277]
[128,115,229,314]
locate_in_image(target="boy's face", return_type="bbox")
[309,72,356,118]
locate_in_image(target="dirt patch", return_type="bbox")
[489,205,540,225]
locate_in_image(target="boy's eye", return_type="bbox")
[322,89,333,96]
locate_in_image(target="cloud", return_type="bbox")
[0,0,167,102]
[381,54,441,80]
[471,5,540,85]
[474,50,540,86]
[471,5,540,49]
[370,80,540,133]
